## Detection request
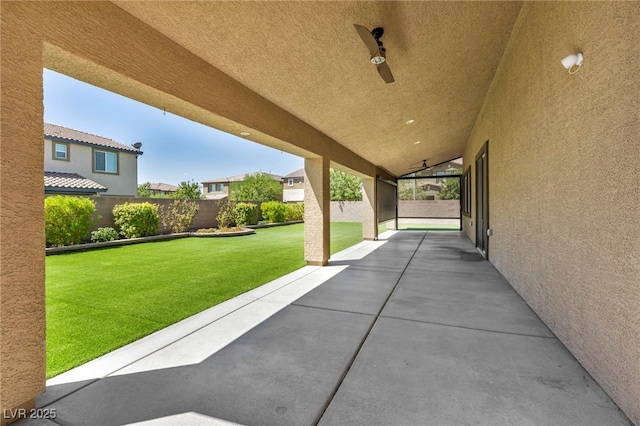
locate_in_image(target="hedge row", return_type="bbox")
[261,202,304,223]
[44,196,303,246]
[45,197,199,246]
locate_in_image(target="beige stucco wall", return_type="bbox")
[44,138,139,196]
[462,3,639,423]
[304,157,330,265]
[0,5,47,420]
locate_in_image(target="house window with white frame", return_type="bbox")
[53,142,69,160]
[94,150,118,174]
[288,178,294,186]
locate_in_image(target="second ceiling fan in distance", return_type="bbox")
[353,24,395,83]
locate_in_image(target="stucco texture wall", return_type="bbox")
[0,4,46,417]
[462,3,639,423]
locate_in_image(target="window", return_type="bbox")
[288,178,294,187]
[94,150,118,174]
[208,184,216,192]
[217,184,225,191]
[462,167,472,217]
[53,142,69,161]
[436,171,444,184]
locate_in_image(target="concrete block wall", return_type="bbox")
[330,201,363,222]
[398,200,460,219]
[329,200,462,222]
[92,197,223,233]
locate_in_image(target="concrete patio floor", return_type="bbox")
[19,231,630,426]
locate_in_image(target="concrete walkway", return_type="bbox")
[20,231,630,425]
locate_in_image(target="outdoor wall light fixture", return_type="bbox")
[561,52,583,74]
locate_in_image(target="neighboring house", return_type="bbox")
[44,171,107,196]
[282,168,305,203]
[202,171,282,200]
[149,182,179,196]
[44,123,143,196]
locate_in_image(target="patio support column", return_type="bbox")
[304,156,330,265]
[362,176,377,241]
[0,4,46,424]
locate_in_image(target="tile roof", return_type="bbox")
[283,168,304,179]
[150,182,179,192]
[45,171,107,191]
[44,123,142,153]
[202,171,283,183]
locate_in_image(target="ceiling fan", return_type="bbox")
[408,159,428,170]
[353,24,395,83]
[401,159,429,178]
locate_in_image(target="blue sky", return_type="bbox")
[43,69,303,185]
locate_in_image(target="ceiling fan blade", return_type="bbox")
[377,61,395,83]
[408,159,428,169]
[353,24,379,56]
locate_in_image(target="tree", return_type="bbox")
[137,182,152,198]
[330,169,362,201]
[437,177,460,200]
[229,173,282,202]
[174,179,203,199]
[398,179,429,201]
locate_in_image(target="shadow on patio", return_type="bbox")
[25,232,629,426]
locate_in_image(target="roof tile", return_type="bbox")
[44,123,141,153]
[44,171,107,191]
[283,168,304,179]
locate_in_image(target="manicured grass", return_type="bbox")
[330,222,363,253]
[46,223,362,378]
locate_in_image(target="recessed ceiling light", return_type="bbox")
[240,131,251,136]
[414,141,421,145]
[405,120,415,124]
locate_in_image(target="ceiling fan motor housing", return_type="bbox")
[370,27,386,64]
[371,27,384,40]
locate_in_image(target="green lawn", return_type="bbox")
[46,222,362,378]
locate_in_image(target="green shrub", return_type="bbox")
[112,202,159,238]
[284,203,304,222]
[90,227,119,243]
[45,196,98,247]
[260,201,286,223]
[216,200,236,229]
[160,199,199,233]
[233,202,258,227]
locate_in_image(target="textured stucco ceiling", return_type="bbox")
[114,1,522,177]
